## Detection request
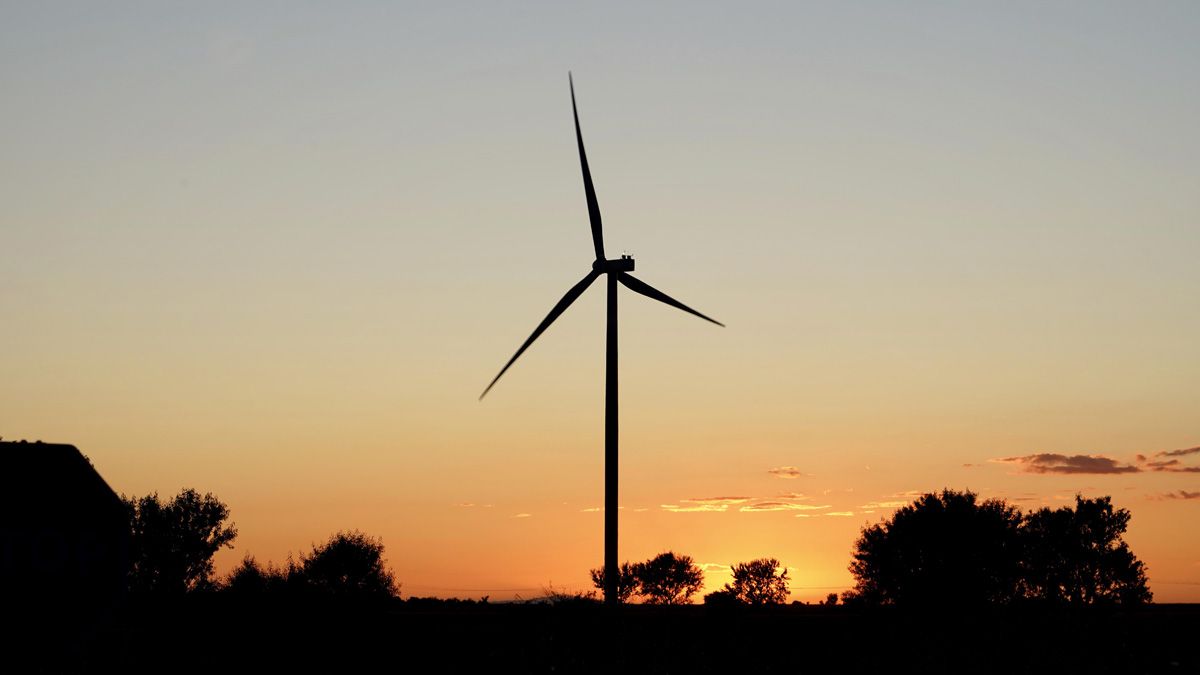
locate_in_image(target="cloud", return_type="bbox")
[768,466,809,479]
[740,502,831,512]
[1145,462,1200,474]
[699,563,730,572]
[1137,449,1200,473]
[581,507,602,512]
[825,511,856,517]
[661,503,728,513]
[859,500,909,509]
[681,496,751,505]
[1144,459,1182,470]
[1157,490,1200,500]
[994,444,1200,476]
[776,492,808,499]
[993,453,1141,475]
[456,502,476,507]
[512,513,532,518]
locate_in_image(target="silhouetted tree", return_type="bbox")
[1021,495,1151,604]
[632,552,704,605]
[125,489,237,594]
[296,530,398,598]
[589,562,638,603]
[223,554,293,595]
[724,558,790,605]
[847,489,1023,606]
[823,592,839,606]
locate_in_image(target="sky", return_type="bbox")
[2,2,1198,601]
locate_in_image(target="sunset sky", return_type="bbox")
[3,2,1198,602]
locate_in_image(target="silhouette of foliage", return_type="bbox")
[223,554,293,595]
[724,558,790,605]
[124,489,237,594]
[847,489,1024,606]
[703,587,739,606]
[822,592,839,606]
[296,530,398,598]
[589,562,638,603]
[847,489,1153,607]
[632,552,704,605]
[538,583,599,606]
[1021,495,1151,604]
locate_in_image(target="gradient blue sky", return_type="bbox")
[3,2,1199,600]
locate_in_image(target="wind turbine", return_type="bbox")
[480,74,723,605]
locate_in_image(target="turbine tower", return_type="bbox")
[481,74,723,605]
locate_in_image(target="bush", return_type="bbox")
[298,530,399,598]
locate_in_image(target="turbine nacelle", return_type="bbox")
[592,256,635,273]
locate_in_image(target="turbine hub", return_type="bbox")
[593,256,635,273]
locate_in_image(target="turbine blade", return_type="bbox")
[618,273,724,327]
[570,73,605,261]
[480,270,601,399]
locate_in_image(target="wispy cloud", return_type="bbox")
[740,502,831,512]
[825,511,856,517]
[859,500,909,509]
[682,496,751,505]
[661,503,728,513]
[699,563,730,572]
[1155,490,1200,500]
[1137,447,1200,473]
[995,444,1200,476]
[512,513,532,518]
[1142,459,1190,471]
[776,492,808,499]
[456,502,476,507]
[993,453,1141,475]
[768,466,809,479]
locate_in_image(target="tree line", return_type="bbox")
[122,488,1151,606]
[124,490,396,599]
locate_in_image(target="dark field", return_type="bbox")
[38,599,1200,674]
